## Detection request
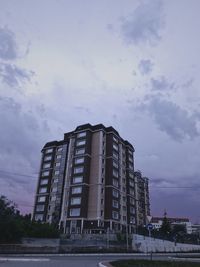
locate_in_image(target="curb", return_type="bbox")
[0,253,139,257]
[98,262,112,267]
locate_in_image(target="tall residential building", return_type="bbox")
[33,123,150,234]
[134,171,150,226]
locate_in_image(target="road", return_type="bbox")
[0,253,200,267]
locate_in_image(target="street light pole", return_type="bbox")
[126,223,129,251]
[107,228,110,249]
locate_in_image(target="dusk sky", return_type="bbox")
[0,0,200,222]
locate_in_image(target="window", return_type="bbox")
[50,196,56,202]
[130,217,135,224]
[75,157,84,164]
[113,169,119,178]
[112,189,119,198]
[129,179,134,187]
[129,156,133,162]
[129,188,134,196]
[113,136,118,143]
[72,186,82,194]
[37,196,46,202]
[56,154,62,159]
[76,139,86,146]
[70,197,81,205]
[73,176,83,184]
[112,211,119,220]
[129,172,134,179]
[112,200,119,208]
[123,216,127,221]
[40,179,48,185]
[130,206,135,214]
[39,187,47,193]
[43,163,51,169]
[74,166,84,174]
[77,132,86,138]
[35,214,43,221]
[130,198,134,205]
[36,205,45,212]
[55,162,60,167]
[57,147,63,152]
[113,151,118,160]
[75,148,85,155]
[41,170,50,177]
[54,170,60,176]
[128,150,133,156]
[113,160,118,169]
[113,179,119,187]
[44,155,52,161]
[51,186,57,193]
[123,206,126,211]
[70,208,80,216]
[113,142,119,151]
[129,164,133,170]
[52,178,59,183]
[46,148,53,153]
[47,215,52,221]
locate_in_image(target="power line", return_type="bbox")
[150,186,200,189]
[0,168,199,189]
[0,169,38,179]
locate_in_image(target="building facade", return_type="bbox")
[134,171,150,226]
[33,123,150,234]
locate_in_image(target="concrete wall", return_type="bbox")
[22,238,60,246]
[132,234,200,253]
[0,238,60,254]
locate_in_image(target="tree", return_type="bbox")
[172,224,186,235]
[160,211,171,238]
[0,196,23,243]
[0,195,60,243]
[25,221,60,238]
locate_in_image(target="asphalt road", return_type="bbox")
[0,253,200,267]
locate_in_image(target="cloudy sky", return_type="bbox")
[0,0,200,222]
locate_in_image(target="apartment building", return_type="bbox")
[134,171,150,226]
[33,123,150,234]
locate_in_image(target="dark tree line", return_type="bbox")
[0,196,59,243]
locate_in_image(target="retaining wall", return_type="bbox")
[132,234,200,252]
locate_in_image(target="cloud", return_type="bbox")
[0,62,34,87]
[74,106,91,114]
[0,27,34,88]
[138,59,154,75]
[151,76,174,91]
[0,27,18,60]
[107,23,114,33]
[0,96,47,166]
[0,96,51,213]
[146,97,199,141]
[121,0,164,45]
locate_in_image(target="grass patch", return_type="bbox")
[176,255,200,258]
[111,259,200,267]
